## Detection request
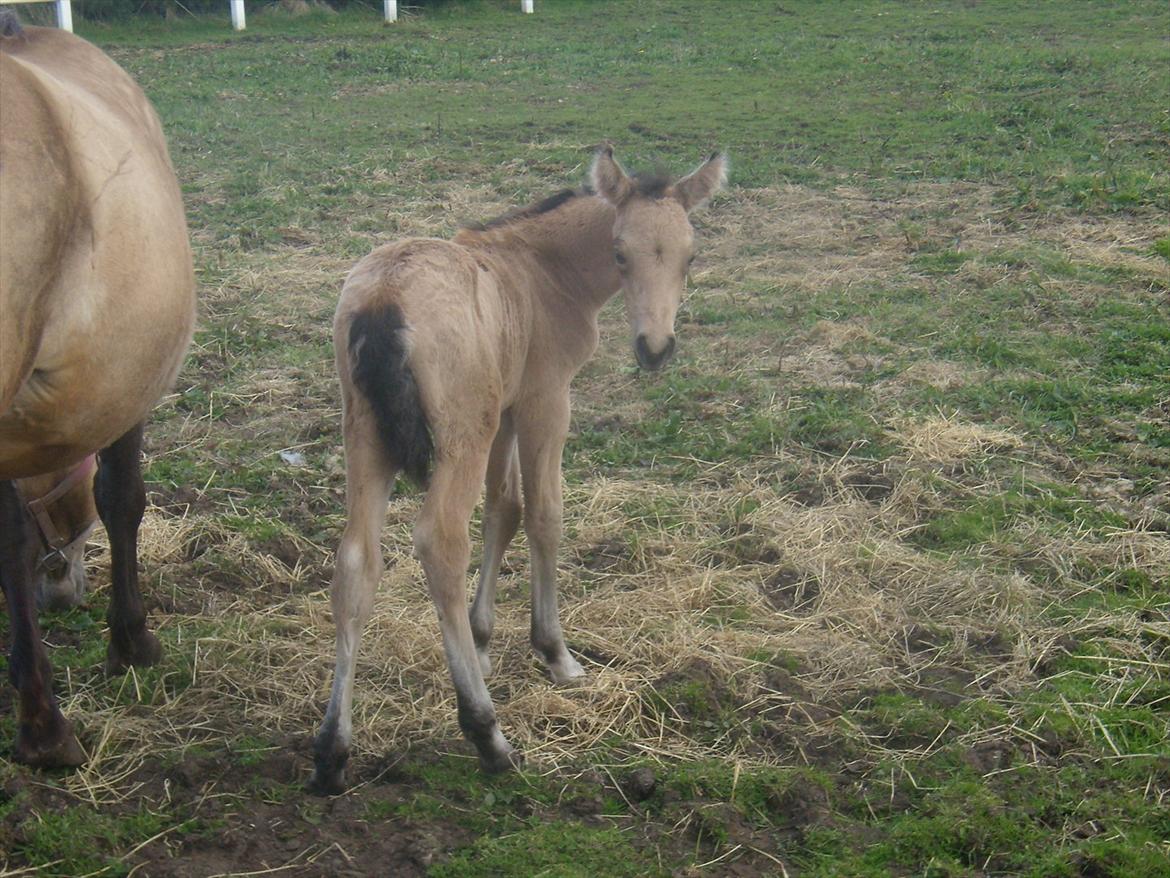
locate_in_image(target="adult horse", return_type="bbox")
[313,146,726,792]
[0,13,195,767]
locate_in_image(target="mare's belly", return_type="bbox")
[0,333,185,479]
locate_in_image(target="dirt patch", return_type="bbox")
[761,566,822,612]
[575,537,634,573]
[839,465,898,503]
[648,659,737,724]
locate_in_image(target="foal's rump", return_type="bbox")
[0,23,194,478]
[335,239,510,477]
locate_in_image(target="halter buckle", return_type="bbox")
[39,547,71,579]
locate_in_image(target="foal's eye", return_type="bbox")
[614,250,628,267]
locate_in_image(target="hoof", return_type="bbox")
[478,745,523,775]
[309,735,349,796]
[14,721,86,769]
[106,629,162,675]
[308,763,348,796]
[546,653,586,685]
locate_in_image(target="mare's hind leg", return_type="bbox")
[96,424,161,674]
[415,445,519,773]
[517,396,584,683]
[0,481,85,767]
[469,414,521,677]
[311,436,397,795]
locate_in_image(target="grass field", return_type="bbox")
[2,1,1168,875]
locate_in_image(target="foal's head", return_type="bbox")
[592,147,727,371]
[18,466,98,611]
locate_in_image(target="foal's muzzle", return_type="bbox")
[635,334,676,371]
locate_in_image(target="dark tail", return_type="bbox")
[347,305,433,485]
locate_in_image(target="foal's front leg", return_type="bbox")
[517,396,585,683]
[95,424,162,674]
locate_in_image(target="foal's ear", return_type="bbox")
[671,152,728,213]
[591,145,635,207]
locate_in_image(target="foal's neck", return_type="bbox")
[463,194,622,318]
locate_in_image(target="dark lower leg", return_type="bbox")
[417,457,520,774]
[1,481,84,767]
[94,424,160,673]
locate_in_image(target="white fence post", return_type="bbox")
[230,0,245,31]
[2,1,73,33]
[521,0,534,12]
[55,0,72,31]
[384,1,397,22]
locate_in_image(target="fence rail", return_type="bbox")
[230,1,535,30]
[0,2,535,34]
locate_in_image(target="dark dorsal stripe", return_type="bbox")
[464,188,584,232]
[464,167,676,233]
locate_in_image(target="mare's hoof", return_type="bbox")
[15,722,86,769]
[106,629,162,675]
[479,745,523,775]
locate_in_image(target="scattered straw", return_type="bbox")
[21,179,1168,814]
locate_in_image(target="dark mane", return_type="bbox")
[0,9,24,38]
[463,188,585,232]
[631,171,673,198]
[461,166,675,233]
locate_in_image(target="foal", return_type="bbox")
[17,459,98,611]
[313,147,726,791]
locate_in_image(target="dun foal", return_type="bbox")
[313,147,726,791]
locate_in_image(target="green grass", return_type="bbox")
[84,0,1167,220]
[430,822,661,878]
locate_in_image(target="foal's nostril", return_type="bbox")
[634,334,676,371]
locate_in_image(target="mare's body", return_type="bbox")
[0,16,195,766]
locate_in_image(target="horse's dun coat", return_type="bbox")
[0,15,195,767]
[313,147,726,791]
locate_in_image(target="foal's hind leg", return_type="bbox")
[517,396,585,683]
[415,445,519,773]
[96,424,162,675]
[470,415,521,677]
[311,436,397,795]
[0,481,85,767]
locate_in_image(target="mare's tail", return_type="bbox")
[346,305,433,485]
